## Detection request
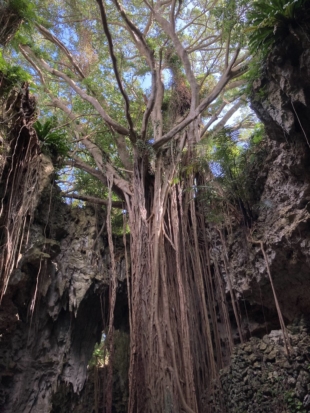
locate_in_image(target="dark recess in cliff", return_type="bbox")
[0,180,129,412]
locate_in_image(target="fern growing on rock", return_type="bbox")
[247,0,309,56]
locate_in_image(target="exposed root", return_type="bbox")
[126,146,237,412]
[0,83,41,300]
[249,236,292,355]
[105,173,118,413]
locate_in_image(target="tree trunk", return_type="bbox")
[126,143,234,412]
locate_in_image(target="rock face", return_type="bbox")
[51,330,130,413]
[208,321,310,413]
[213,20,310,413]
[0,183,128,412]
[229,27,310,324]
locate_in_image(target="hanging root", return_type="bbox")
[250,237,292,355]
[218,229,244,344]
[0,83,41,300]
[126,147,237,413]
[105,173,118,413]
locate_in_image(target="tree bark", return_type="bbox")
[125,141,234,412]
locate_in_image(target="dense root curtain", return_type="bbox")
[0,83,43,300]
[126,145,235,413]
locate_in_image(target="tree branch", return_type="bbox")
[66,156,108,185]
[36,23,86,79]
[170,0,177,31]
[145,0,198,113]
[176,10,207,34]
[20,45,130,136]
[81,137,133,196]
[224,79,246,91]
[153,48,241,150]
[46,89,132,171]
[209,98,245,134]
[111,0,157,140]
[151,52,164,141]
[144,12,153,35]
[115,134,133,172]
[67,154,131,198]
[186,36,220,54]
[200,102,226,137]
[96,0,136,142]
[23,80,133,196]
[63,193,124,208]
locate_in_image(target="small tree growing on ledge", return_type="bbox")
[5,0,250,411]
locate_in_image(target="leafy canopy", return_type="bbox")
[0,0,260,210]
[197,123,266,224]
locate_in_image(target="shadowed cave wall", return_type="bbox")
[0,178,129,412]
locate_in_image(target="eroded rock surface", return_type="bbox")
[228,28,310,323]
[208,321,310,413]
[51,330,129,413]
[211,22,310,413]
[0,185,127,413]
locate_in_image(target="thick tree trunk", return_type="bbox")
[125,145,234,412]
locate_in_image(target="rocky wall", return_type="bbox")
[51,329,130,413]
[227,20,310,329]
[0,180,128,413]
[208,321,310,413]
[207,19,310,412]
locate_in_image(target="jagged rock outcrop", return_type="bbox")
[51,330,129,413]
[0,80,130,413]
[215,20,310,413]
[0,183,128,412]
[229,27,310,324]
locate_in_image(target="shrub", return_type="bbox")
[33,119,70,158]
[199,124,267,226]
[0,51,31,97]
[0,0,37,46]
[247,0,309,57]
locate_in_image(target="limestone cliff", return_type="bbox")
[212,21,310,413]
[0,182,128,412]
[229,26,310,322]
